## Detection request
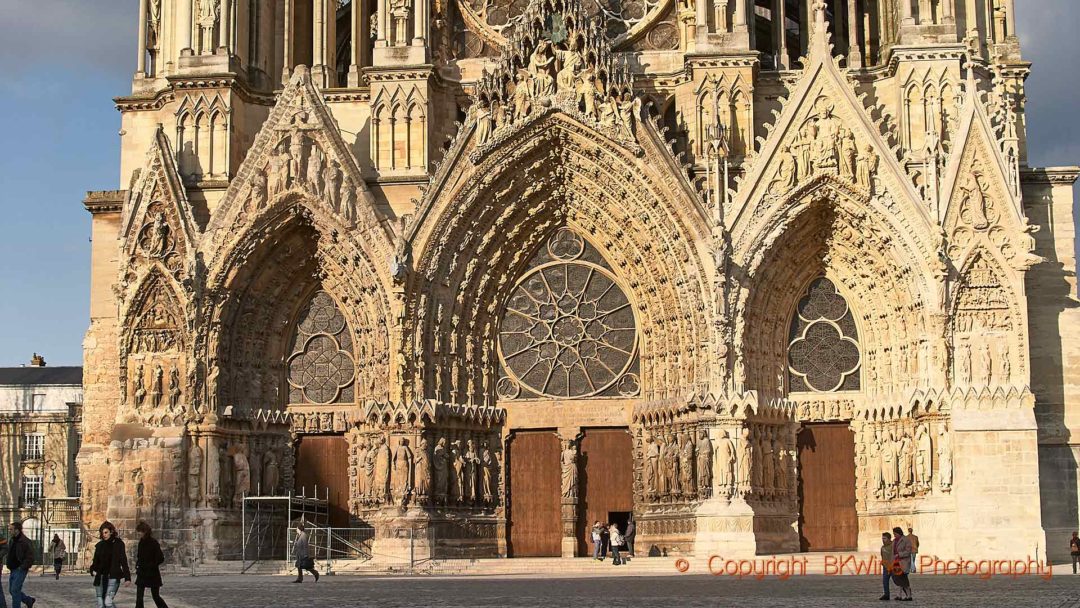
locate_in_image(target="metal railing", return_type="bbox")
[284,526,375,573]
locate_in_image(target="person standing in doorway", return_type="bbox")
[90,521,131,608]
[1070,531,1080,574]
[591,522,604,560]
[6,522,35,607]
[49,535,66,580]
[891,527,914,601]
[134,522,168,608]
[624,514,636,559]
[608,523,624,566]
[292,523,320,583]
[878,532,893,601]
[599,524,610,560]
[906,527,920,573]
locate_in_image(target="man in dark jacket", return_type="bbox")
[6,522,36,608]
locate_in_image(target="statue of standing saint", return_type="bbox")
[392,437,414,506]
[560,440,578,499]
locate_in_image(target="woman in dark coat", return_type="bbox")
[89,521,132,607]
[134,521,168,608]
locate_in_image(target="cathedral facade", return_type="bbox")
[81,0,1079,561]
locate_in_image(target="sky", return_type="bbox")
[0,1,1078,367]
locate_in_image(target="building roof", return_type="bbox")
[0,366,83,386]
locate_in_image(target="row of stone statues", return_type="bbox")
[864,421,952,500]
[348,431,502,510]
[132,362,182,411]
[186,437,283,509]
[771,105,879,195]
[638,425,796,503]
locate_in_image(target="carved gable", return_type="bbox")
[205,66,394,259]
[121,127,199,287]
[941,85,1037,270]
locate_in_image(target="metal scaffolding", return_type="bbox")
[240,490,328,572]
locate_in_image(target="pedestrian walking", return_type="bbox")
[608,523,624,566]
[134,522,168,608]
[89,521,132,608]
[906,527,919,573]
[292,523,320,583]
[624,514,636,558]
[49,535,66,580]
[6,522,35,608]
[599,524,610,559]
[591,522,604,560]
[890,527,914,601]
[878,532,893,601]
[1070,531,1080,574]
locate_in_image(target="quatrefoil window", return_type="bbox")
[787,278,861,392]
[286,291,356,404]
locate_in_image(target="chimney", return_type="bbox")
[30,353,46,367]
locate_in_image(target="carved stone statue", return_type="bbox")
[964,173,990,230]
[513,72,533,120]
[168,365,181,410]
[716,430,735,497]
[760,429,774,496]
[476,103,493,146]
[561,439,578,499]
[133,364,147,407]
[881,429,898,499]
[150,364,164,408]
[938,425,953,491]
[464,439,479,503]
[737,427,752,493]
[643,433,659,498]
[205,438,220,504]
[263,449,280,495]
[915,425,932,490]
[233,448,251,503]
[451,440,466,503]
[375,435,392,503]
[432,437,449,503]
[695,430,713,496]
[871,428,884,499]
[414,437,431,501]
[187,440,203,503]
[392,437,414,505]
[480,441,496,504]
[772,431,786,495]
[898,431,914,495]
[268,147,289,196]
[855,139,878,191]
[390,0,410,46]
[323,158,343,212]
[839,127,857,180]
[679,432,695,498]
[149,212,170,256]
[306,145,324,197]
[528,40,555,97]
[364,439,378,502]
[196,0,218,53]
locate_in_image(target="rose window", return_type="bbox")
[458,0,666,48]
[286,291,356,404]
[498,228,638,399]
[787,277,861,392]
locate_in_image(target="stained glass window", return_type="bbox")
[787,277,861,392]
[286,291,356,405]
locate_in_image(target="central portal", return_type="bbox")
[576,428,634,556]
[797,423,858,551]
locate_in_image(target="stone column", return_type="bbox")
[348,0,364,86]
[774,0,787,69]
[846,0,862,67]
[282,0,295,83]
[376,0,389,46]
[178,0,194,56]
[1004,0,1015,36]
[413,0,428,44]
[901,0,914,24]
[219,0,232,51]
[137,0,149,74]
[941,0,954,22]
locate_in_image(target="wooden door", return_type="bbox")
[576,428,634,556]
[797,423,858,551]
[294,435,351,527]
[507,431,561,557]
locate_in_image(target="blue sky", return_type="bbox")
[0,1,1077,367]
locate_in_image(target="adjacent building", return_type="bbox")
[0,354,82,545]
[80,0,1079,563]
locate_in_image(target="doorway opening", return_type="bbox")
[797,423,858,551]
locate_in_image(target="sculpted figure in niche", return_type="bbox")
[187,440,203,503]
[760,429,774,497]
[749,429,763,494]
[196,0,218,53]
[871,428,884,499]
[451,440,465,503]
[480,441,496,504]
[963,173,991,230]
[1000,343,1011,384]
[599,96,617,129]
[375,435,392,503]
[561,439,578,499]
[475,103,493,146]
[390,0,410,46]
[915,425,932,491]
[168,366,181,410]
[528,40,555,98]
[898,430,914,496]
[716,430,735,497]
[555,39,584,95]
[577,68,598,117]
[149,212,170,257]
[958,342,972,385]
[414,437,431,501]
[233,447,251,503]
[663,433,680,497]
[364,438,378,502]
[133,364,147,407]
[616,92,637,140]
[268,146,289,196]
[881,429,898,499]
[513,72,533,120]
[679,431,695,498]
[306,145,324,198]
[938,425,953,492]
[150,364,164,409]
[737,427,752,494]
[249,170,268,210]
[696,430,713,497]
[205,439,220,504]
[839,127,857,181]
[772,145,797,194]
[263,449,280,495]
[977,341,993,385]
[855,139,878,191]
[287,132,305,187]
[464,439,479,503]
[793,122,813,181]
[323,158,343,213]
[772,430,787,496]
[432,437,449,504]
[392,437,414,506]
[643,433,659,498]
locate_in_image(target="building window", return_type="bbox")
[787,277,862,392]
[30,394,46,412]
[22,433,45,461]
[22,475,43,508]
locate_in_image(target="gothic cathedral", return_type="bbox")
[81,0,1079,561]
